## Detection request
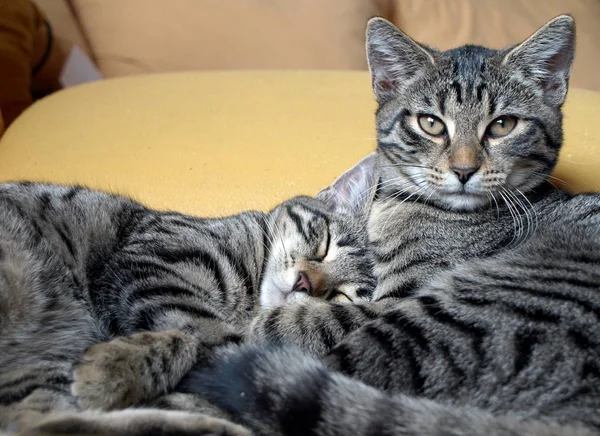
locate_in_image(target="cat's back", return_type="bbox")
[0,182,145,244]
[0,183,129,366]
[400,190,600,422]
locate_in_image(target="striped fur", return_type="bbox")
[18,409,249,436]
[180,345,597,436]
[235,14,579,357]
[179,15,600,435]
[0,181,375,432]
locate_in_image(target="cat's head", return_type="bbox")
[367,15,575,211]
[260,154,378,307]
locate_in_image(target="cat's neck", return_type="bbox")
[368,181,569,250]
[372,178,565,216]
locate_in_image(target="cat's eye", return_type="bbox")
[313,228,331,261]
[417,115,446,136]
[326,289,353,303]
[487,116,517,138]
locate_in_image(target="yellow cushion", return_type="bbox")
[0,72,598,217]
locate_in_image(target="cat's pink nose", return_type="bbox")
[451,165,479,184]
[292,272,313,295]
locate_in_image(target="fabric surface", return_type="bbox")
[0,72,598,217]
[56,0,600,92]
[392,0,600,92]
[69,0,382,77]
[33,0,91,55]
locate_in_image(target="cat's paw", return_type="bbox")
[72,330,196,410]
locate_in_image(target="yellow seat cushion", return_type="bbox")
[0,71,598,216]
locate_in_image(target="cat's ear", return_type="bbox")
[366,17,435,104]
[316,152,378,215]
[502,15,575,106]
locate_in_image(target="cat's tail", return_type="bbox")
[177,344,596,436]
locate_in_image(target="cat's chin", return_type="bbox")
[432,192,491,212]
[259,282,310,307]
[260,291,310,308]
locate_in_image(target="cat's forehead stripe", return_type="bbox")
[427,48,502,117]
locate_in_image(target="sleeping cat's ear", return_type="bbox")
[366,17,435,104]
[316,152,378,216]
[502,15,575,106]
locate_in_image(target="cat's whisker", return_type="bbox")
[513,187,539,240]
[379,163,430,169]
[486,190,501,220]
[379,187,410,205]
[256,222,277,253]
[362,173,424,194]
[363,172,429,195]
[266,217,288,259]
[505,187,536,244]
[531,172,573,188]
[502,188,528,240]
[498,189,520,246]
[380,186,426,231]
[509,191,527,243]
[262,217,277,249]
[379,181,426,204]
[360,175,427,200]
[378,184,417,206]
[421,184,437,205]
[501,187,531,247]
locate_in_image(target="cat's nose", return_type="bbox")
[451,166,479,184]
[292,272,313,295]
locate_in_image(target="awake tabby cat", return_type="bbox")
[0,177,375,433]
[174,14,600,436]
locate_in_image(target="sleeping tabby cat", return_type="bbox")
[176,14,600,435]
[0,177,375,432]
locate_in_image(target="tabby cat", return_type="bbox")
[0,177,375,433]
[175,14,600,435]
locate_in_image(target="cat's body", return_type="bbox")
[176,14,600,436]
[246,181,572,357]
[181,178,600,436]
[0,182,375,432]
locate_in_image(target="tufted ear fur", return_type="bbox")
[316,152,378,216]
[502,15,576,106]
[366,17,435,104]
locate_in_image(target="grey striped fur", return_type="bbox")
[0,180,375,433]
[179,15,600,435]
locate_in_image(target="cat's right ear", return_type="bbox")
[316,152,378,216]
[366,18,435,104]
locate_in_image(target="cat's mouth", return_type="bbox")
[259,275,312,307]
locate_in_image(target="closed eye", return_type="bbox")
[311,227,330,261]
[326,289,353,302]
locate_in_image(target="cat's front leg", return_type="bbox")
[71,329,198,410]
[248,298,393,356]
[72,316,242,411]
[19,409,250,436]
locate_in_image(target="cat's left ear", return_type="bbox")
[316,152,378,216]
[502,15,575,106]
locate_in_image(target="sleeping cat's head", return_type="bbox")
[367,15,575,211]
[260,154,377,307]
